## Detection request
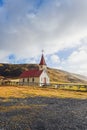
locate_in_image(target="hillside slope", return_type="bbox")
[0,63,87,83]
[48,68,87,83]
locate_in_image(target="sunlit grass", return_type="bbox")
[0,104,46,112]
[63,85,87,91]
[0,86,87,99]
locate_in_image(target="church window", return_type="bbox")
[32,78,34,82]
[23,78,24,82]
[27,78,29,82]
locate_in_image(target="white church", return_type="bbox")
[19,52,50,86]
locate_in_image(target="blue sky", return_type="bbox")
[0,0,3,6]
[0,0,87,76]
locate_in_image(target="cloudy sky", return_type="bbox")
[0,0,87,76]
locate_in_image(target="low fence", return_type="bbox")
[51,83,87,91]
[0,81,87,91]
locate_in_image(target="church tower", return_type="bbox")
[39,51,47,70]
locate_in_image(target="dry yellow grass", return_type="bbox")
[0,86,87,99]
[0,104,46,112]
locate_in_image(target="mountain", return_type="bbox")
[0,63,87,83]
[48,68,87,83]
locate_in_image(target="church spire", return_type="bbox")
[39,50,47,70]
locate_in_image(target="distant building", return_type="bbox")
[19,52,50,86]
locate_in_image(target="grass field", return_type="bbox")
[0,86,87,130]
[0,86,87,99]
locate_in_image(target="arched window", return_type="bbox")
[27,78,29,82]
[23,78,24,82]
[32,77,34,82]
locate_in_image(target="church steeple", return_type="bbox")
[39,50,47,70]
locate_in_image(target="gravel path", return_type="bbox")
[0,97,87,130]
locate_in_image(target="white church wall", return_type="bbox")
[40,70,50,86]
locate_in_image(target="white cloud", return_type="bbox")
[0,0,87,75]
[0,0,87,54]
[68,50,87,64]
[0,50,9,63]
[50,54,60,64]
[59,44,87,76]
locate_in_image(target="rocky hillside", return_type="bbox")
[0,63,87,83]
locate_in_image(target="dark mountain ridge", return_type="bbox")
[0,63,87,83]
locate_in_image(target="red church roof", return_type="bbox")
[20,69,43,78]
[39,54,46,65]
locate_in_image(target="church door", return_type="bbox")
[44,77,46,84]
